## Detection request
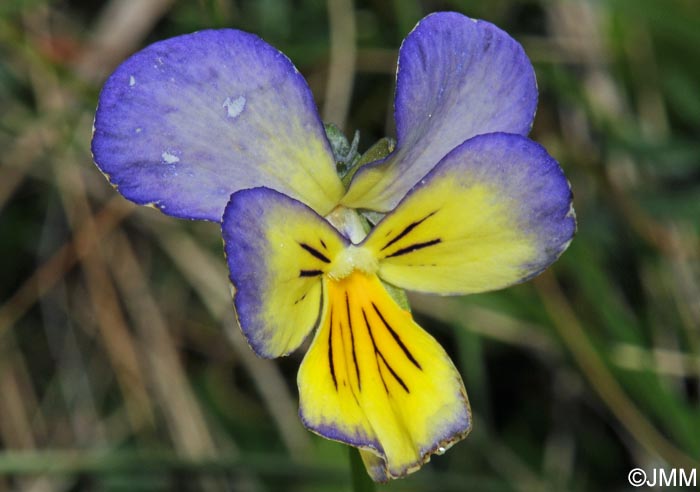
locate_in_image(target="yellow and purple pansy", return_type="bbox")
[92,12,576,482]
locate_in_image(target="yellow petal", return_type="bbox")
[361,134,576,295]
[298,272,471,481]
[223,188,348,357]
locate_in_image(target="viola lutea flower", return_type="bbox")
[92,12,576,481]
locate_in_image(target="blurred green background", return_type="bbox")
[1,0,699,490]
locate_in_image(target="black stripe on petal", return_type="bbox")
[299,242,331,263]
[385,238,441,258]
[381,210,438,251]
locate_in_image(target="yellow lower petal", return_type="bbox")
[298,272,471,481]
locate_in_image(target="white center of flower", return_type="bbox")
[328,245,378,280]
[324,206,377,280]
[325,205,367,244]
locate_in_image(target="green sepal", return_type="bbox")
[380,279,411,313]
[360,210,385,227]
[341,136,396,188]
[324,122,361,179]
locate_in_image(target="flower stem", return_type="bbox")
[349,448,376,492]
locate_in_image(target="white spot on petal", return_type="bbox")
[135,127,142,133]
[129,75,136,86]
[161,151,180,164]
[223,96,246,119]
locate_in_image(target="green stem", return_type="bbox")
[349,448,376,492]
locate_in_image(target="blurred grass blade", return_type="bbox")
[349,448,375,492]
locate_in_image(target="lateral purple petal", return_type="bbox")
[361,133,576,295]
[222,187,348,358]
[343,12,538,211]
[92,29,343,221]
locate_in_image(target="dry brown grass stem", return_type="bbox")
[54,161,155,432]
[110,232,220,457]
[323,0,357,130]
[152,224,314,459]
[0,196,133,340]
[408,294,559,356]
[535,271,698,470]
[77,0,176,81]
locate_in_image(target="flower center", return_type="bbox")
[325,205,368,243]
[328,245,378,280]
[323,205,377,280]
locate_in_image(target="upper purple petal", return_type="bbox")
[92,29,343,221]
[342,12,538,211]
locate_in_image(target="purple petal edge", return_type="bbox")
[344,12,539,211]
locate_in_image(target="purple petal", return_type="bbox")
[343,12,538,211]
[93,29,344,221]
